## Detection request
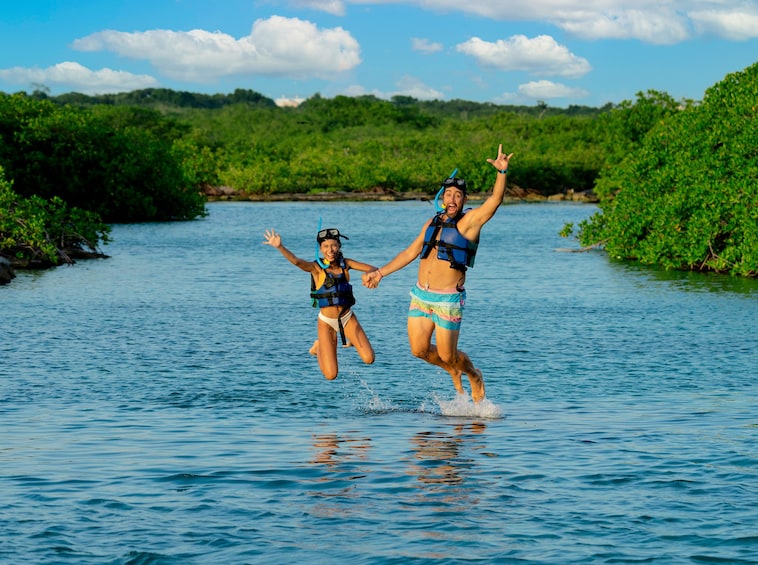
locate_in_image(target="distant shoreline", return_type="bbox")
[203,186,598,204]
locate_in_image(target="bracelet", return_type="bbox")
[377,268,384,278]
[498,169,508,174]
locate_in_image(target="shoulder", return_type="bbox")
[455,209,484,240]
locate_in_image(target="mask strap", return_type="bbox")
[315,217,328,268]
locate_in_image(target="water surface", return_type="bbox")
[2,201,756,564]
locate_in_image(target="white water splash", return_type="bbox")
[353,377,401,413]
[435,393,504,419]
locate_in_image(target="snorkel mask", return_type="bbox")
[316,228,349,244]
[315,226,349,268]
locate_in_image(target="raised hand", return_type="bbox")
[486,143,513,171]
[263,228,281,248]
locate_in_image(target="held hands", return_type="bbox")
[486,143,513,172]
[263,228,281,248]
[362,269,383,289]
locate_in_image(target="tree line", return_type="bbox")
[1,60,756,278]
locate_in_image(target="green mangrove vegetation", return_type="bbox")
[1,60,756,279]
[562,62,757,277]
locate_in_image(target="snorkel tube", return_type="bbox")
[314,217,329,269]
[434,168,458,213]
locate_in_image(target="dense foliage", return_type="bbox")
[0,93,212,270]
[565,63,757,277]
[0,166,110,267]
[37,87,277,111]
[176,94,607,196]
[3,60,756,278]
[0,94,209,223]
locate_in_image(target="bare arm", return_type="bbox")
[344,258,378,273]
[263,229,318,274]
[458,144,514,240]
[362,222,429,288]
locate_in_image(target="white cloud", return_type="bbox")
[342,75,445,100]
[516,80,589,99]
[0,61,158,94]
[340,0,756,43]
[555,8,691,44]
[457,35,591,78]
[72,16,361,83]
[292,0,347,16]
[393,75,445,99]
[689,9,758,40]
[411,38,443,54]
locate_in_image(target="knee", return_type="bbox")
[323,371,338,381]
[438,350,457,365]
[363,352,375,365]
[410,344,429,360]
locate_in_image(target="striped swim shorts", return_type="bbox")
[408,284,466,331]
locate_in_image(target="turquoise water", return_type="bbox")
[1,201,756,564]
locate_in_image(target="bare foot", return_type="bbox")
[309,340,319,356]
[467,367,485,403]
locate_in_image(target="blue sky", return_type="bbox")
[1,0,756,108]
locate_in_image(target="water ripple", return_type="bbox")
[2,202,756,564]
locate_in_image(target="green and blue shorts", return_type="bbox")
[408,284,465,331]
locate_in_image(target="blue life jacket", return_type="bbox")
[310,255,356,309]
[420,212,478,272]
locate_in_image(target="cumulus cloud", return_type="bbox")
[457,35,591,78]
[338,0,758,43]
[555,8,691,44]
[689,9,758,40]
[0,61,158,94]
[343,75,444,100]
[516,80,589,99]
[411,38,443,54]
[72,16,361,83]
[292,0,347,16]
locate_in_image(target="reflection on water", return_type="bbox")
[306,432,373,521]
[409,422,487,487]
[310,432,372,473]
[612,258,757,295]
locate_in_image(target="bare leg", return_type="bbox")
[434,325,485,402]
[343,315,375,364]
[459,352,485,402]
[407,317,465,394]
[309,340,319,356]
[316,320,339,380]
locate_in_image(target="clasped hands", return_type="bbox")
[362,270,382,289]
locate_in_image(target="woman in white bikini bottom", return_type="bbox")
[318,310,353,332]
